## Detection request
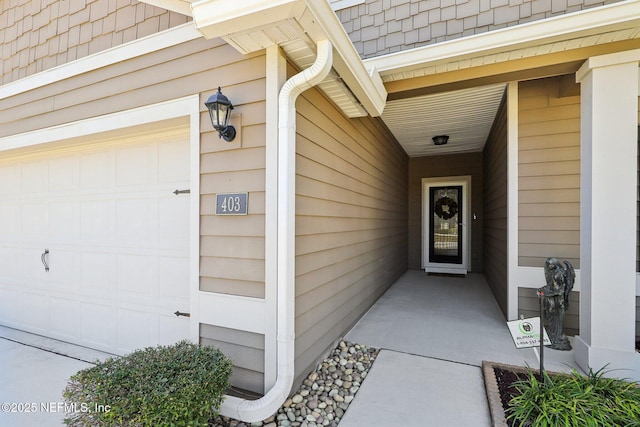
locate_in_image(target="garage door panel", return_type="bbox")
[49,156,79,192]
[80,151,111,190]
[22,293,49,332]
[0,205,21,235]
[0,134,191,355]
[159,197,189,248]
[0,163,20,195]
[48,250,80,291]
[80,252,116,292]
[116,146,153,187]
[22,160,49,194]
[21,248,49,283]
[159,256,189,300]
[0,248,20,282]
[22,204,48,236]
[81,303,116,350]
[117,253,158,297]
[51,297,80,339]
[159,314,190,346]
[159,139,190,183]
[117,198,156,241]
[49,202,81,238]
[81,200,116,238]
[117,309,157,353]
[0,289,21,325]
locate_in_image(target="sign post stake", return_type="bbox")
[538,289,545,383]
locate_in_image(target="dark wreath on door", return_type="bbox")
[429,186,463,264]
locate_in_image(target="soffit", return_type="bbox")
[368,1,640,158]
[161,0,386,119]
[382,84,506,158]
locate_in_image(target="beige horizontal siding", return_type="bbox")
[518,76,581,269]
[483,91,508,316]
[0,0,190,85]
[294,82,408,384]
[1,38,263,136]
[200,324,265,394]
[518,287,579,337]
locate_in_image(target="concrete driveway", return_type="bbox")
[0,326,111,427]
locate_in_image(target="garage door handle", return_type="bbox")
[173,189,190,195]
[41,249,50,272]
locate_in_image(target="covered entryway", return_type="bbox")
[0,128,191,355]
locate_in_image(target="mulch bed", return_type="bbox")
[482,361,548,427]
[492,366,539,427]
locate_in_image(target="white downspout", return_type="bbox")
[219,39,333,423]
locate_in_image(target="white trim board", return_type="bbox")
[330,0,365,11]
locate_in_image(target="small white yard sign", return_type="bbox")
[507,317,551,349]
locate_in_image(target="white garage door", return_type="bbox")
[0,131,191,355]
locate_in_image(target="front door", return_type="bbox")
[429,186,463,264]
[423,176,470,275]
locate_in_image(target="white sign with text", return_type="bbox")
[507,317,551,349]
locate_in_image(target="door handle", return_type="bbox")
[41,249,50,272]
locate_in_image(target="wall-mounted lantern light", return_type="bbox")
[204,87,236,142]
[432,135,449,146]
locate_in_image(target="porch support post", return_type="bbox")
[575,50,640,379]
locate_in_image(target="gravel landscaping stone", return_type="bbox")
[210,340,379,427]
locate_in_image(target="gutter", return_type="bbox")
[218,39,333,422]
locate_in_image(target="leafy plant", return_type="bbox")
[63,340,232,427]
[506,366,640,427]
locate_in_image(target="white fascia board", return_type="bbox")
[330,0,365,11]
[139,0,194,16]
[190,0,306,40]
[0,22,201,100]
[365,0,640,75]
[302,0,386,117]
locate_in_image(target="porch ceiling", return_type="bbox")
[381,83,506,158]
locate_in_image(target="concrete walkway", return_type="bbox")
[0,326,112,427]
[340,270,579,427]
[0,270,579,427]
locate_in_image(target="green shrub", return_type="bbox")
[506,366,640,427]
[63,340,232,427]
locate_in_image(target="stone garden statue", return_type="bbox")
[537,257,575,351]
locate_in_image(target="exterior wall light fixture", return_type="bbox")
[204,87,236,142]
[432,135,449,146]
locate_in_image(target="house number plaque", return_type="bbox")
[216,193,248,215]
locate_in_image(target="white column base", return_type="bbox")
[575,336,640,381]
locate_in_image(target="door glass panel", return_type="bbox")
[429,186,462,264]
